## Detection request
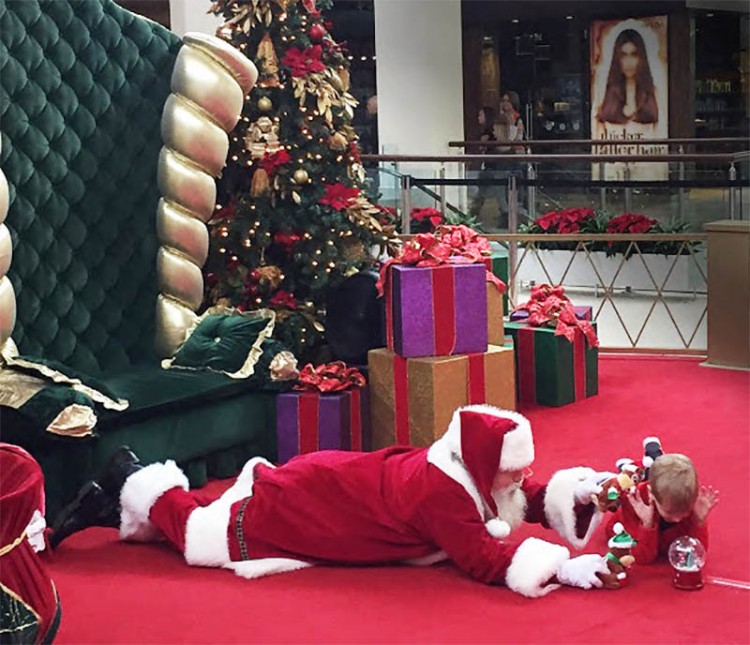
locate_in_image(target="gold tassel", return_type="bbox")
[251,168,270,196]
[257,32,280,87]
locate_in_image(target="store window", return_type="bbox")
[694,10,749,137]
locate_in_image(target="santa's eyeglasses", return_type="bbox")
[510,467,534,482]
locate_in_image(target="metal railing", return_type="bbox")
[443,232,707,354]
[362,150,748,229]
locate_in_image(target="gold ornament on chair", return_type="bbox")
[256,32,280,88]
[244,116,281,159]
[258,96,273,112]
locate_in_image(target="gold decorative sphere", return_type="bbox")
[258,96,273,112]
[293,168,309,184]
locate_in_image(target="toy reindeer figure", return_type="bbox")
[593,469,639,512]
[599,522,637,589]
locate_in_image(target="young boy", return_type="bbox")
[605,440,719,564]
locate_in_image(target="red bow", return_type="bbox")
[512,284,599,347]
[376,225,506,296]
[294,361,366,393]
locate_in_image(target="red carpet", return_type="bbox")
[45,357,750,644]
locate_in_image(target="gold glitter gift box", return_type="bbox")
[367,345,516,450]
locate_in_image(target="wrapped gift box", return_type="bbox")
[276,388,369,464]
[384,263,488,358]
[368,345,516,450]
[509,305,593,323]
[483,250,509,313]
[505,322,598,407]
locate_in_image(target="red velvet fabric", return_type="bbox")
[0,443,59,642]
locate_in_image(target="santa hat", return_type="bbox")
[453,406,534,516]
[608,522,637,549]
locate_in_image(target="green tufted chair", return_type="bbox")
[0,0,279,520]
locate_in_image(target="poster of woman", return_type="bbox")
[591,16,669,181]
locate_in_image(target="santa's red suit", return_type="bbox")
[604,481,709,564]
[118,406,605,597]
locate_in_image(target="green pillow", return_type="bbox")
[162,308,276,379]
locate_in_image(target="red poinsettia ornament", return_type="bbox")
[319,183,360,210]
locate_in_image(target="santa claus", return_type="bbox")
[52,405,613,597]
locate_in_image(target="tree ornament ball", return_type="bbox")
[309,23,326,42]
[258,96,273,112]
[293,168,310,184]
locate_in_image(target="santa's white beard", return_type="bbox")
[491,485,527,531]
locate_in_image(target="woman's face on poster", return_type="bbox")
[619,40,640,79]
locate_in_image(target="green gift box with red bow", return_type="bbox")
[505,322,598,407]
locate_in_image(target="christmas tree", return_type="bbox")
[205,0,397,361]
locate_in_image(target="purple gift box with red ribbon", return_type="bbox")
[384,263,488,358]
[510,305,592,323]
[276,388,370,464]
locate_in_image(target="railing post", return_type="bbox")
[527,160,537,219]
[508,174,518,306]
[678,145,685,221]
[401,174,412,234]
[439,163,446,214]
[624,164,632,212]
[729,163,737,220]
[599,160,607,211]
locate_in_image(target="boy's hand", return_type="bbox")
[628,485,656,529]
[692,484,719,526]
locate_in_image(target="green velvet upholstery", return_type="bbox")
[1,0,181,375]
[3,387,278,520]
[0,0,281,521]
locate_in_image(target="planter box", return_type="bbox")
[516,249,706,293]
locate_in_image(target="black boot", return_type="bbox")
[49,446,143,548]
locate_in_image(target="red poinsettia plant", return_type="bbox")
[410,207,444,233]
[606,213,658,234]
[519,208,692,257]
[526,207,598,234]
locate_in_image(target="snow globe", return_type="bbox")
[668,536,705,590]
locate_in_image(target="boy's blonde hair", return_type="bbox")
[649,453,698,513]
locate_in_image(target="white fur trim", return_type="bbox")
[183,457,276,567]
[119,461,189,541]
[405,551,449,566]
[544,467,603,549]
[505,537,570,598]
[226,558,313,580]
[184,499,232,567]
[643,436,660,448]
[218,457,275,505]
[485,518,511,539]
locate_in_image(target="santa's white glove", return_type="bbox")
[556,554,609,590]
[574,471,616,505]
